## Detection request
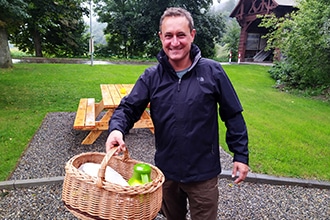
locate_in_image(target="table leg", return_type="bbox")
[80,108,154,144]
[133,111,154,134]
[82,130,103,145]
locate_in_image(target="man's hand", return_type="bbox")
[105,130,126,154]
[232,162,249,184]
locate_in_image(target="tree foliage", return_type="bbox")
[0,0,28,30]
[94,0,165,58]
[193,10,225,58]
[259,0,330,93]
[222,20,240,61]
[11,0,89,57]
[94,0,225,58]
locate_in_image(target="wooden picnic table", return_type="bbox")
[73,84,154,145]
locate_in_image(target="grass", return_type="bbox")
[220,65,330,181]
[0,63,146,181]
[0,63,329,181]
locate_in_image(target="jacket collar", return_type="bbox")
[156,44,202,73]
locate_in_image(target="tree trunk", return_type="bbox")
[0,27,13,68]
[33,29,43,57]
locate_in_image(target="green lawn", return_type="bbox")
[0,63,329,181]
[220,65,330,181]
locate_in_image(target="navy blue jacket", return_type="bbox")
[109,44,249,183]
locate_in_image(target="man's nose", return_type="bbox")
[171,36,180,46]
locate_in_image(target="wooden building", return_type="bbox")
[230,0,297,62]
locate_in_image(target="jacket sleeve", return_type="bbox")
[225,113,249,165]
[108,77,150,135]
[214,63,249,165]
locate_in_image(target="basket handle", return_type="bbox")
[96,147,129,188]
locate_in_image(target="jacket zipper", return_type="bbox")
[177,78,182,92]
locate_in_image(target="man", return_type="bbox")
[106,7,249,220]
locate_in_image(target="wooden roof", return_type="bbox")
[230,0,297,18]
[275,0,297,6]
[229,0,298,62]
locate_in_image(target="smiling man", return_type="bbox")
[106,7,249,220]
[158,12,196,71]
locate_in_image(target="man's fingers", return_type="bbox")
[232,166,237,178]
[232,162,249,184]
[114,143,126,155]
[105,130,125,153]
[234,174,245,184]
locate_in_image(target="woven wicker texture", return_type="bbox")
[62,148,164,220]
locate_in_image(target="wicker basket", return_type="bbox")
[62,148,164,220]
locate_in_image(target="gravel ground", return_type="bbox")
[1,112,329,219]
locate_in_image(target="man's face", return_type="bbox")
[159,16,196,66]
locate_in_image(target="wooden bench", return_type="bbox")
[73,98,114,144]
[73,84,154,144]
[73,98,96,130]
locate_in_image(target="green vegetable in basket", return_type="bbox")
[128,163,151,186]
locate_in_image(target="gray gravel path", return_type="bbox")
[1,112,329,219]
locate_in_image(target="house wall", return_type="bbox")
[230,0,296,62]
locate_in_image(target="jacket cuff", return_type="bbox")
[108,126,126,140]
[233,154,249,166]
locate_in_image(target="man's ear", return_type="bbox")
[190,29,196,42]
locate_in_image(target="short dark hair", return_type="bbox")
[159,7,194,32]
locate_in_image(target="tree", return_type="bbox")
[166,0,225,57]
[11,0,89,57]
[180,0,225,57]
[94,0,225,58]
[127,0,169,57]
[212,0,238,17]
[0,0,28,68]
[222,20,240,61]
[94,0,168,58]
[259,0,330,92]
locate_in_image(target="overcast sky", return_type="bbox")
[213,0,229,5]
